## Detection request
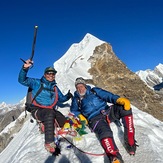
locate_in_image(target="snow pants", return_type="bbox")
[31,108,66,143]
[88,104,135,156]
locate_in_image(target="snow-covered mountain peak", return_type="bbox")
[156,63,163,69]
[54,33,105,93]
[0,102,13,114]
[81,32,104,45]
[0,102,7,108]
[136,63,163,89]
[55,33,105,63]
[154,63,163,77]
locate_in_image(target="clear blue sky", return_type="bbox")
[0,0,163,104]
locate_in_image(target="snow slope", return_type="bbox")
[0,106,163,163]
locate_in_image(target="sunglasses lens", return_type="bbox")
[46,72,55,75]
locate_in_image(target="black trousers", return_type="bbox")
[88,104,133,141]
[88,105,135,157]
[32,107,66,143]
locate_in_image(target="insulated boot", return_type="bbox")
[45,142,56,153]
[122,115,138,155]
[101,138,124,163]
[124,139,138,155]
[110,155,124,163]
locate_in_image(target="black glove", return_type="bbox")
[67,90,73,100]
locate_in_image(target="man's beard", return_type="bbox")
[79,93,85,96]
[79,90,86,97]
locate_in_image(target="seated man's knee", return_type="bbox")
[113,105,132,118]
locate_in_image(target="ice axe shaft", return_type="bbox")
[30,25,38,61]
[20,25,38,64]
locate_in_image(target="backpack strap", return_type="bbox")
[90,88,97,95]
[25,83,44,114]
[77,97,81,110]
[32,86,58,109]
[31,83,44,103]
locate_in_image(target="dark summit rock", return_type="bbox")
[88,43,163,121]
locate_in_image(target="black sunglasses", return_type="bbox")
[46,72,55,75]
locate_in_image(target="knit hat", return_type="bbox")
[44,67,57,74]
[75,77,86,87]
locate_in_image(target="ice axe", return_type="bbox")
[20,25,38,64]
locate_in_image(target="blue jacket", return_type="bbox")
[18,68,69,108]
[70,85,119,120]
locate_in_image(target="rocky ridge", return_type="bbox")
[88,43,163,121]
